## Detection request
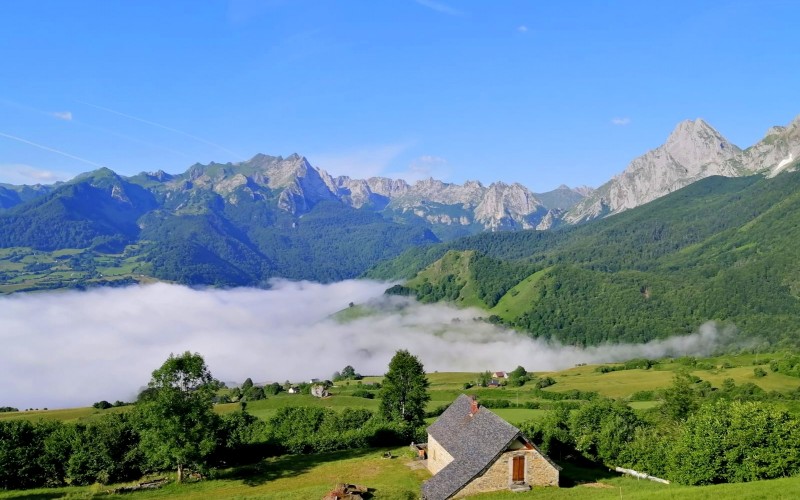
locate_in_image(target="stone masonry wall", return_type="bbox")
[426,435,454,475]
[453,448,559,498]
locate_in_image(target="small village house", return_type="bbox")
[491,371,508,379]
[422,395,560,499]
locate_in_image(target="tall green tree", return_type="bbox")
[133,352,219,482]
[379,350,430,427]
[569,398,642,464]
[662,373,700,421]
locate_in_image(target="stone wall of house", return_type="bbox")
[426,435,454,475]
[453,448,559,498]
[527,448,560,487]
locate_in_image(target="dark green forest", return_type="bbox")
[377,172,800,347]
[0,168,438,286]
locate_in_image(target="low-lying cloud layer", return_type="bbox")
[1,281,732,409]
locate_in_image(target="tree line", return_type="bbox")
[0,349,431,490]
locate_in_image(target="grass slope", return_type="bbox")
[3,355,800,498]
[2,446,800,499]
[7,355,799,423]
[379,172,800,346]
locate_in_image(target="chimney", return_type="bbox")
[469,396,479,416]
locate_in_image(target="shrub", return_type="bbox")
[351,388,375,399]
[670,401,800,485]
[536,377,556,389]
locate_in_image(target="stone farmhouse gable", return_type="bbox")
[422,394,560,500]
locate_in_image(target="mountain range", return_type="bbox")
[0,114,799,290]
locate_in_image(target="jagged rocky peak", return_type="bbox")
[365,177,410,197]
[566,114,800,224]
[473,182,545,230]
[664,118,740,166]
[746,115,800,176]
[572,185,595,197]
[148,170,172,182]
[765,125,786,137]
[256,153,313,190]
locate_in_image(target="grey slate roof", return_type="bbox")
[421,395,523,500]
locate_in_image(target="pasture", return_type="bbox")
[6,352,800,425]
[1,447,799,499]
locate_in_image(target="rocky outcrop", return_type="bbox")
[168,154,585,232]
[566,115,800,223]
[742,115,800,177]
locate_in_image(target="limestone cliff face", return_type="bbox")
[473,182,547,230]
[565,115,800,223]
[177,154,584,232]
[162,116,800,232]
[742,115,800,177]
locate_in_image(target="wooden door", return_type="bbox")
[512,456,525,482]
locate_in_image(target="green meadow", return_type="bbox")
[7,353,799,424]
[2,447,799,500]
[3,354,800,498]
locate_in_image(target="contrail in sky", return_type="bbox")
[77,101,244,160]
[0,98,193,160]
[0,131,106,169]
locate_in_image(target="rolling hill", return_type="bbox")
[376,168,800,346]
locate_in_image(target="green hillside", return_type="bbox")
[0,168,439,288]
[378,172,800,346]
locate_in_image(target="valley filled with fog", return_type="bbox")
[0,280,733,409]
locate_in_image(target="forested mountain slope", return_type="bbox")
[0,154,587,288]
[376,168,800,346]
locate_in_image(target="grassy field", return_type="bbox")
[2,447,799,500]
[3,354,800,498]
[0,246,149,294]
[6,353,800,424]
[0,405,128,423]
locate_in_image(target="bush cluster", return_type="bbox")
[522,375,800,486]
[0,405,416,490]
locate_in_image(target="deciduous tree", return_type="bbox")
[133,352,219,482]
[379,350,430,427]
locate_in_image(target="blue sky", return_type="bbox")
[1,0,798,191]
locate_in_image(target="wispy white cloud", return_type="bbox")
[415,0,464,16]
[310,142,413,179]
[611,117,632,126]
[52,111,73,121]
[0,163,73,184]
[517,25,529,33]
[0,281,736,409]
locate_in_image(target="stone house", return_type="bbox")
[422,394,560,499]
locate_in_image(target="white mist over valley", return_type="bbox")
[1,280,733,409]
